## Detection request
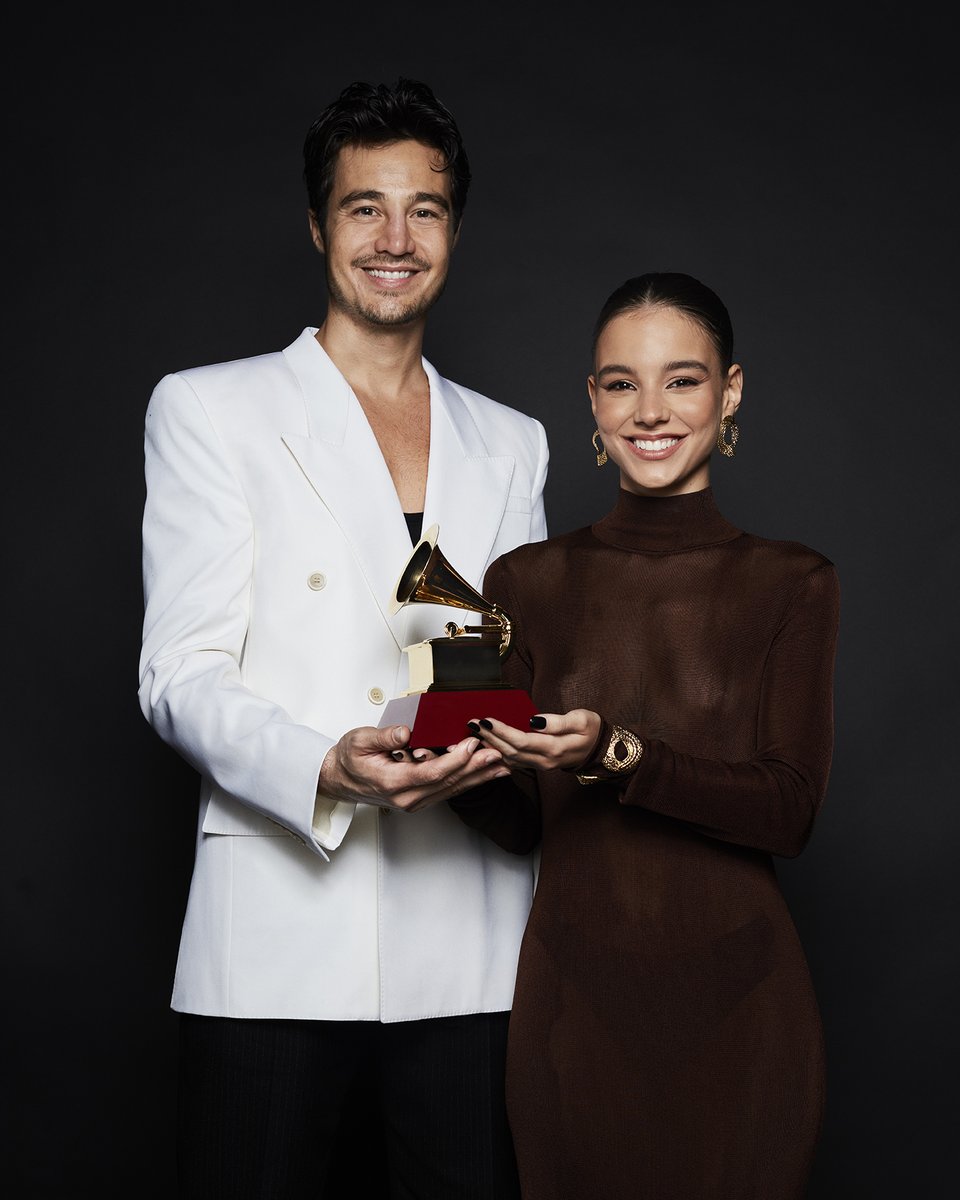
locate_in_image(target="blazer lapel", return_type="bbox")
[279,331,516,652]
[401,362,515,647]
[280,331,412,647]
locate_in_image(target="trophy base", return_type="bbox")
[379,688,537,751]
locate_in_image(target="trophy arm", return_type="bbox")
[492,605,513,659]
[459,606,513,658]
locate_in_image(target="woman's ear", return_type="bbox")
[587,375,598,417]
[722,363,743,418]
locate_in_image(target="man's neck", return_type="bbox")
[315,308,432,513]
[315,310,428,403]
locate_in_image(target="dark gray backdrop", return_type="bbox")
[6,2,957,1196]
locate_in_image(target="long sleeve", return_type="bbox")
[619,562,840,858]
[138,373,337,855]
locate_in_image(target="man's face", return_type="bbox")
[310,139,459,329]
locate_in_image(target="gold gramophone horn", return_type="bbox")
[390,523,513,657]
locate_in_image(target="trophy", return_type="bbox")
[379,523,536,750]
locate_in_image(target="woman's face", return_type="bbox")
[588,305,742,497]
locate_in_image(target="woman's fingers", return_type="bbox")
[466,710,603,771]
[466,717,524,754]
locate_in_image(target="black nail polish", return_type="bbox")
[479,719,493,731]
[466,721,481,735]
[529,716,547,730]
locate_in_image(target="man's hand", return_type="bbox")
[318,724,510,813]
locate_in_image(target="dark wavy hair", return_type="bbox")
[303,77,471,234]
[592,272,735,371]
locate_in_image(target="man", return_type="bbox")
[138,78,548,1199]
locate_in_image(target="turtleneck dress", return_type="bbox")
[451,487,840,1200]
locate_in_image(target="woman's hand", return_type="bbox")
[467,709,602,772]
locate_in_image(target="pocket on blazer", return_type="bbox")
[201,786,288,837]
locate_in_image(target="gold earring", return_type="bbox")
[592,429,608,467]
[717,415,739,458]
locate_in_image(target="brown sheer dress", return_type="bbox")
[451,487,840,1200]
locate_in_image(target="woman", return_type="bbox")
[454,272,840,1199]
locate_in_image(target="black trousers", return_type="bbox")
[176,1011,521,1200]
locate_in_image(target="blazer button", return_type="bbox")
[307,572,327,591]
[368,687,385,704]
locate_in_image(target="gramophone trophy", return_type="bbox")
[379,523,536,750]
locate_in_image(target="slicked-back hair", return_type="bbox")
[592,273,735,371]
[303,77,471,235]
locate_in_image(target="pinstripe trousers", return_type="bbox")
[176,1011,520,1200]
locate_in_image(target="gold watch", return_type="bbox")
[575,721,644,785]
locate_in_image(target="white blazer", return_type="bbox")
[139,328,549,1021]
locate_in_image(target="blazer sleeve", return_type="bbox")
[138,373,337,859]
[617,562,840,859]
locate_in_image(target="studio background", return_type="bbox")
[6,3,956,1196]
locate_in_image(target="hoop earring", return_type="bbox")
[592,429,608,468]
[717,416,739,458]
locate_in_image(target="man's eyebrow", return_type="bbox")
[411,191,450,212]
[336,189,450,212]
[338,189,386,208]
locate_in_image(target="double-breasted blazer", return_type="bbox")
[139,328,549,1020]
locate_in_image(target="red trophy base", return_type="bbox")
[379,689,537,751]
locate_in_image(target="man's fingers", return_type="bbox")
[385,743,508,812]
[373,723,410,750]
[333,725,507,810]
[417,737,489,779]
[340,723,408,755]
[420,739,502,783]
